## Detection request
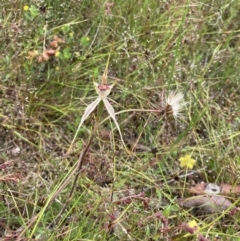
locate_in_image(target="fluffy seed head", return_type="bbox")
[164,91,186,119]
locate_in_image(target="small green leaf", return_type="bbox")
[62,47,71,59]
[29,5,39,19]
[80,36,90,48]
[61,25,71,34]
[93,68,99,79]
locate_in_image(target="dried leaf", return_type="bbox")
[221,184,240,194]
[99,128,111,141]
[189,182,206,194]
[179,195,233,214]
[189,182,240,195]
[128,140,151,152]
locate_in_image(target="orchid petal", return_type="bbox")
[103,98,128,151]
[67,97,101,154]
[80,97,101,125]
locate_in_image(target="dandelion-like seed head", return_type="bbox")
[163,91,185,119]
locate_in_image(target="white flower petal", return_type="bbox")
[79,98,101,126]
[103,98,128,150]
[67,98,101,154]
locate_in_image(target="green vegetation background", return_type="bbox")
[0,0,240,240]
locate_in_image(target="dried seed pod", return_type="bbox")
[46,49,56,55]
[53,35,65,44]
[50,40,58,48]
[42,51,49,61]
[37,55,43,63]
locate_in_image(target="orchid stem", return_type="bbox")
[52,103,104,227]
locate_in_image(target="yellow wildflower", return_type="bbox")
[69,32,74,37]
[179,154,196,169]
[23,5,29,11]
[55,51,60,57]
[187,220,199,232]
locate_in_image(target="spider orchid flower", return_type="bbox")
[67,72,127,154]
[79,81,117,131]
